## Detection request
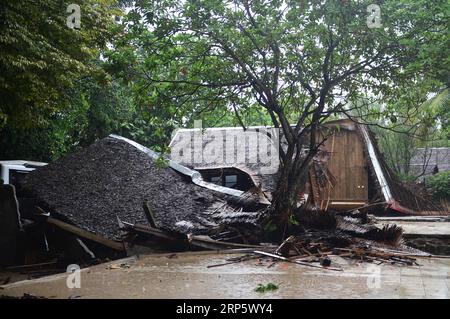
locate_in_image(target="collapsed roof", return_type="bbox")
[170,119,447,215]
[18,136,265,241]
[358,124,445,215]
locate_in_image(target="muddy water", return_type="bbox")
[1,252,450,298]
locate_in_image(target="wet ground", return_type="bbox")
[1,251,450,299]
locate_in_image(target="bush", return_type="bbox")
[397,173,417,183]
[427,171,450,200]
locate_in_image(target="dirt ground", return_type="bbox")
[1,251,449,299]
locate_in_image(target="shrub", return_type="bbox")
[255,283,279,293]
[397,172,417,183]
[427,171,450,200]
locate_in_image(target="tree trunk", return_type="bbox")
[271,158,310,225]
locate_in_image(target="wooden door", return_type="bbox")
[321,130,368,202]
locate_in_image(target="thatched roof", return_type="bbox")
[18,137,237,240]
[170,119,446,215]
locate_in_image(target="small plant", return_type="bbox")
[288,214,299,226]
[427,171,450,200]
[255,283,279,293]
[155,155,169,168]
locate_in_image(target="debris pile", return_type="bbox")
[19,137,224,240]
[1,135,268,269]
[170,120,448,215]
[207,209,428,271]
[213,241,421,272]
[0,134,443,278]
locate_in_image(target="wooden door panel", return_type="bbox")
[319,131,368,202]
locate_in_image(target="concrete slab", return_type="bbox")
[1,252,450,299]
[375,221,450,237]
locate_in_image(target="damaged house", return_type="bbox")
[0,119,446,270]
[170,119,446,215]
[1,135,269,267]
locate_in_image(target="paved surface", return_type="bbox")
[376,221,450,237]
[1,252,450,299]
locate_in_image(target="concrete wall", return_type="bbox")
[409,148,450,179]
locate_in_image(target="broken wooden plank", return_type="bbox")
[75,238,96,259]
[128,223,184,242]
[207,255,260,268]
[374,216,448,222]
[275,235,297,257]
[5,260,57,271]
[35,206,125,251]
[45,216,125,251]
[142,202,157,228]
[344,201,387,213]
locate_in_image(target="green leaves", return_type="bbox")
[255,283,279,293]
[0,0,117,129]
[427,171,450,200]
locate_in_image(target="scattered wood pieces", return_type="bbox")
[121,221,270,251]
[333,247,418,265]
[253,250,343,271]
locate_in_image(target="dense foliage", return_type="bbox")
[0,0,448,211]
[0,0,173,161]
[107,0,449,218]
[427,171,450,200]
[0,0,119,128]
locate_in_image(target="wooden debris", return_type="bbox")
[143,202,157,228]
[121,221,267,251]
[254,250,343,271]
[5,260,57,271]
[207,255,260,268]
[275,235,298,257]
[36,207,125,251]
[46,217,125,251]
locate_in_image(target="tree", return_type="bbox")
[110,0,449,224]
[0,76,133,161]
[0,0,119,129]
[424,88,450,139]
[369,85,449,181]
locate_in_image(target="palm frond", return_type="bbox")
[421,88,450,110]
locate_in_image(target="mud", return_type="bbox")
[1,252,449,299]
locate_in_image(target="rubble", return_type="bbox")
[0,135,269,269]
[170,120,448,215]
[0,133,448,282]
[18,136,225,240]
